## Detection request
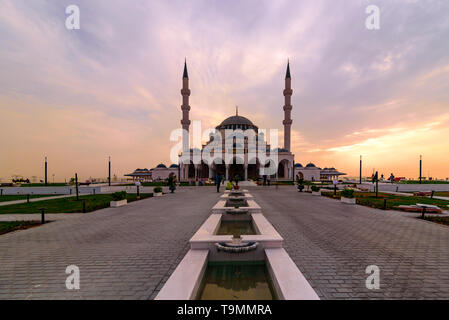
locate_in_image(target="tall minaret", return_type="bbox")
[181,60,191,151]
[283,60,293,152]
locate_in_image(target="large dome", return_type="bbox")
[216,115,258,130]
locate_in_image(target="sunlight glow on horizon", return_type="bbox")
[1,0,449,181]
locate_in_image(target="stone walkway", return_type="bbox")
[249,186,449,299]
[0,187,219,300]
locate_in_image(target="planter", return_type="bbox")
[312,191,321,196]
[341,197,356,205]
[110,199,127,208]
[154,192,163,197]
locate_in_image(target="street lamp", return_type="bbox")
[359,155,362,184]
[419,155,422,184]
[108,156,111,186]
[44,156,48,186]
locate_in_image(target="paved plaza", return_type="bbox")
[250,186,449,299]
[0,188,219,300]
[0,186,448,299]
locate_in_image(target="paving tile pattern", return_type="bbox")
[0,187,219,300]
[250,187,449,299]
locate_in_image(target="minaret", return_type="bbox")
[181,60,191,151]
[283,60,293,152]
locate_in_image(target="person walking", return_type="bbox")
[215,173,222,193]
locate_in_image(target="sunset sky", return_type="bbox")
[1,0,449,182]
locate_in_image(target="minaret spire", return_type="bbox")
[183,58,189,79]
[236,106,238,116]
[181,59,191,152]
[283,60,293,152]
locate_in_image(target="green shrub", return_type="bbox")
[341,189,354,198]
[311,186,321,192]
[111,191,127,201]
[153,186,163,193]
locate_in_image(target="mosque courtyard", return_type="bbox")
[0,186,448,300]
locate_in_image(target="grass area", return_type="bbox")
[0,193,153,214]
[0,221,43,235]
[434,192,449,197]
[399,180,449,184]
[321,191,449,210]
[421,216,449,226]
[19,183,68,187]
[0,195,61,202]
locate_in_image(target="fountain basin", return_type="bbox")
[216,220,256,237]
[212,199,261,214]
[190,213,283,261]
[220,192,253,200]
[197,261,277,300]
[155,247,319,300]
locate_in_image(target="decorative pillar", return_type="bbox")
[226,165,230,181]
[194,165,199,180]
[244,165,248,181]
[283,61,293,152]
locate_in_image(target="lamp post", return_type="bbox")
[75,173,79,201]
[419,155,422,184]
[45,156,48,186]
[375,171,379,198]
[108,156,111,186]
[359,155,362,184]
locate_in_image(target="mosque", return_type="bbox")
[125,61,345,183]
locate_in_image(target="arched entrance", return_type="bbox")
[187,162,195,179]
[278,159,291,180]
[229,164,244,181]
[296,172,304,180]
[247,158,260,180]
[199,161,209,179]
[214,159,226,178]
[278,161,285,178]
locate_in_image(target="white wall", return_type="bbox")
[151,168,179,181]
[294,168,321,181]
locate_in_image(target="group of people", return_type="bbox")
[215,174,242,192]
